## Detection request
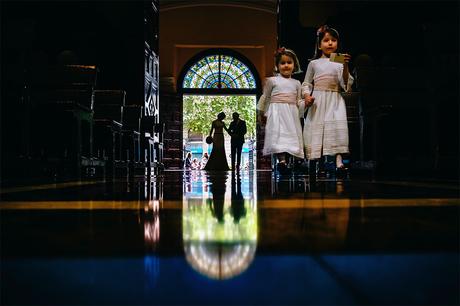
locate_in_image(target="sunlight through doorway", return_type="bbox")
[183,95,257,170]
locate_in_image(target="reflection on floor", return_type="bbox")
[1,170,459,305]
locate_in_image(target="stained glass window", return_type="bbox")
[183,55,256,89]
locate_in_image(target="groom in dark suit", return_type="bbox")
[228,112,247,171]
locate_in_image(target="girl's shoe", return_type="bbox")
[335,154,345,170]
[277,160,290,175]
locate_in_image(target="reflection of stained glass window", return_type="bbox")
[183,55,256,89]
[182,193,258,280]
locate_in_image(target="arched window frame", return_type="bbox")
[178,48,261,96]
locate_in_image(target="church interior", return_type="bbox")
[1,0,459,305]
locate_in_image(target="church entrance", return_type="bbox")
[178,50,260,170]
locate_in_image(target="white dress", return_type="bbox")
[257,75,304,159]
[301,58,354,160]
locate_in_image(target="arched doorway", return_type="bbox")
[178,49,261,170]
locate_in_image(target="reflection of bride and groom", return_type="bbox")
[208,172,246,224]
[182,172,256,280]
[204,111,247,171]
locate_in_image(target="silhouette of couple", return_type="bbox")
[208,172,246,224]
[204,112,247,171]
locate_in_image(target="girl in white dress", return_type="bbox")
[257,47,304,170]
[301,25,354,170]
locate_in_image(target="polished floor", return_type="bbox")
[1,170,459,305]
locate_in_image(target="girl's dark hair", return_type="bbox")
[274,47,302,74]
[311,25,340,60]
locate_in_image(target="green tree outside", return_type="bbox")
[183,95,256,138]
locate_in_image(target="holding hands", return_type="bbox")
[304,94,315,107]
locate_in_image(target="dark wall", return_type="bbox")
[280,0,459,178]
[280,1,458,76]
[1,1,146,174]
[1,1,144,101]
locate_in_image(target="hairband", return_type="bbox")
[317,25,329,36]
[274,47,286,55]
[316,25,339,37]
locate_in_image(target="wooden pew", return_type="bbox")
[30,64,100,179]
[122,105,144,177]
[93,90,127,178]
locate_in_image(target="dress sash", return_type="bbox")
[270,93,297,104]
[314,75,340,92]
